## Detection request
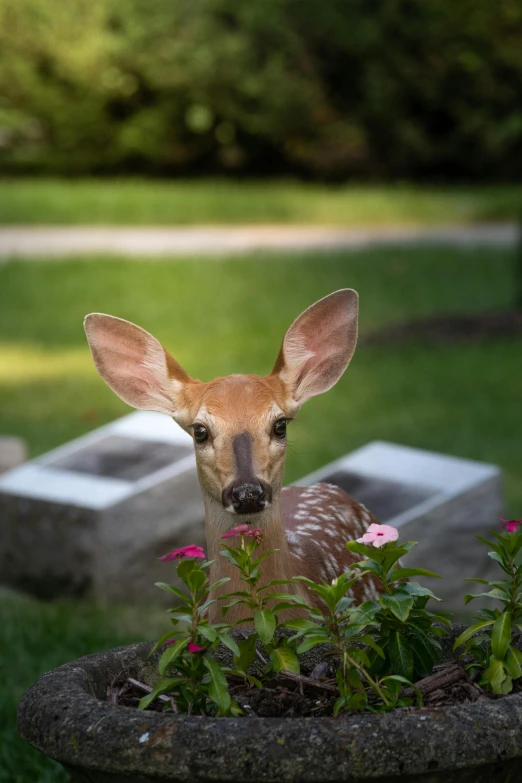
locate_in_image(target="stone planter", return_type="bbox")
[18,627,522,783]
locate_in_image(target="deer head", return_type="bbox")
[84,290,359,534]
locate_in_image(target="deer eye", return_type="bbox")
[193,425,209,444]
[273,418,287,438]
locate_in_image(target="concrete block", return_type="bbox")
[0,412,204,603]
[295,441,504,612]
[0,436,27,474]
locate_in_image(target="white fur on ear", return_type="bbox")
[272,289,359,406]
[84,313,191,416]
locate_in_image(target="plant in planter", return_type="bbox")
[19,519,522,783]
[454,518,522,694]
[285,523,449,713]
[141,522,449,717]
[219,523,310,675]
[140,544,241,715]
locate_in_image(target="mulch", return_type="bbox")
[108,660,518,717]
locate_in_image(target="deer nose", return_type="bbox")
[229,483,265,514]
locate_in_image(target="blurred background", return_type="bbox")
[0,1,521,780]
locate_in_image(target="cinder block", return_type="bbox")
[0,436,27,474]
[0,412,204,603]
[295,441,504,612]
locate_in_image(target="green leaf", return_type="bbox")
[187,569,206,593]
[198,625,218,643]
[359,634,385,659]
[296,635,330,654]
[158,638,188,675]
[379,593,414,622]
[484,658,507,694]
[345,541,375,557]
[149,631,179,655]
[349,600,381,626]
[505,646,522,679]
[233,634,257,673]
[270,646,300,674]
[254,609,276,644]
[390,567,441,581]
[491,611,512,660]
[167,611,193,624]
[487,551,510,572]
[464,589,509,605]
[463,578,490,585]
[258,579,295,591]
[203,657,231,713]
[388,632,414,680]
[216,631,241,657]
[138,677,183,710]
[154,582,190,602]
[407,627,439,677]
[177,558,196,585]
[283,618,320,634]
[208,577,231,592]
[396,582,441,601]
[453,620,495,649]
[251,549,279,568]
[380,674,412,686]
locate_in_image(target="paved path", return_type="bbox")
[0,223,518,258]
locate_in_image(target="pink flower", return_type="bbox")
[357,523,399,548]
[163,639,206,654]
[187,642,206,653]
[500,518,522,533]
[221,524,263,542]
[159,545,206,562]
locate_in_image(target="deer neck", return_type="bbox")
[202,493,305,624]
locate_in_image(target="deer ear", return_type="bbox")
[84,313,196,421]
[272,289,359,408]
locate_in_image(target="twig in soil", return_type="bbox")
[406,664,467,697]
[278,669,338,694]
[127,677,170,703]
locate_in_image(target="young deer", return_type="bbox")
[84,290,381,622]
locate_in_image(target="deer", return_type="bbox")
[84,289,382,623]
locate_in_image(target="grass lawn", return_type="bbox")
[1,246,521,780]
[0,179,522,225]
[0,588,166,783]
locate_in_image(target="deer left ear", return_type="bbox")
[271,289,359,408]
[84,313,198,425]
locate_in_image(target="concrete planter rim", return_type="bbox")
[18,627,522,782]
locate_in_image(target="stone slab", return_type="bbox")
[0,412,205,602]
[295,441,504,611]
[0,436,26,474]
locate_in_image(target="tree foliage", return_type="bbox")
[0,0,521,178]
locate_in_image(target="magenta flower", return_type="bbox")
[357,523,399,548]
[500,518,522,533]
[158,545,206,562]
[221,524,263,542]
[163,639,206,654]
[187,642,206,653]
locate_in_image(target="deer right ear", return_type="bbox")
[271,289,359,411]
[84,313,196,422]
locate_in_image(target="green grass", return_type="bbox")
[1,246,521,781]
[0,178,521,225]
[0,588,166,783]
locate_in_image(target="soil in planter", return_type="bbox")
[108,661,516,717]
